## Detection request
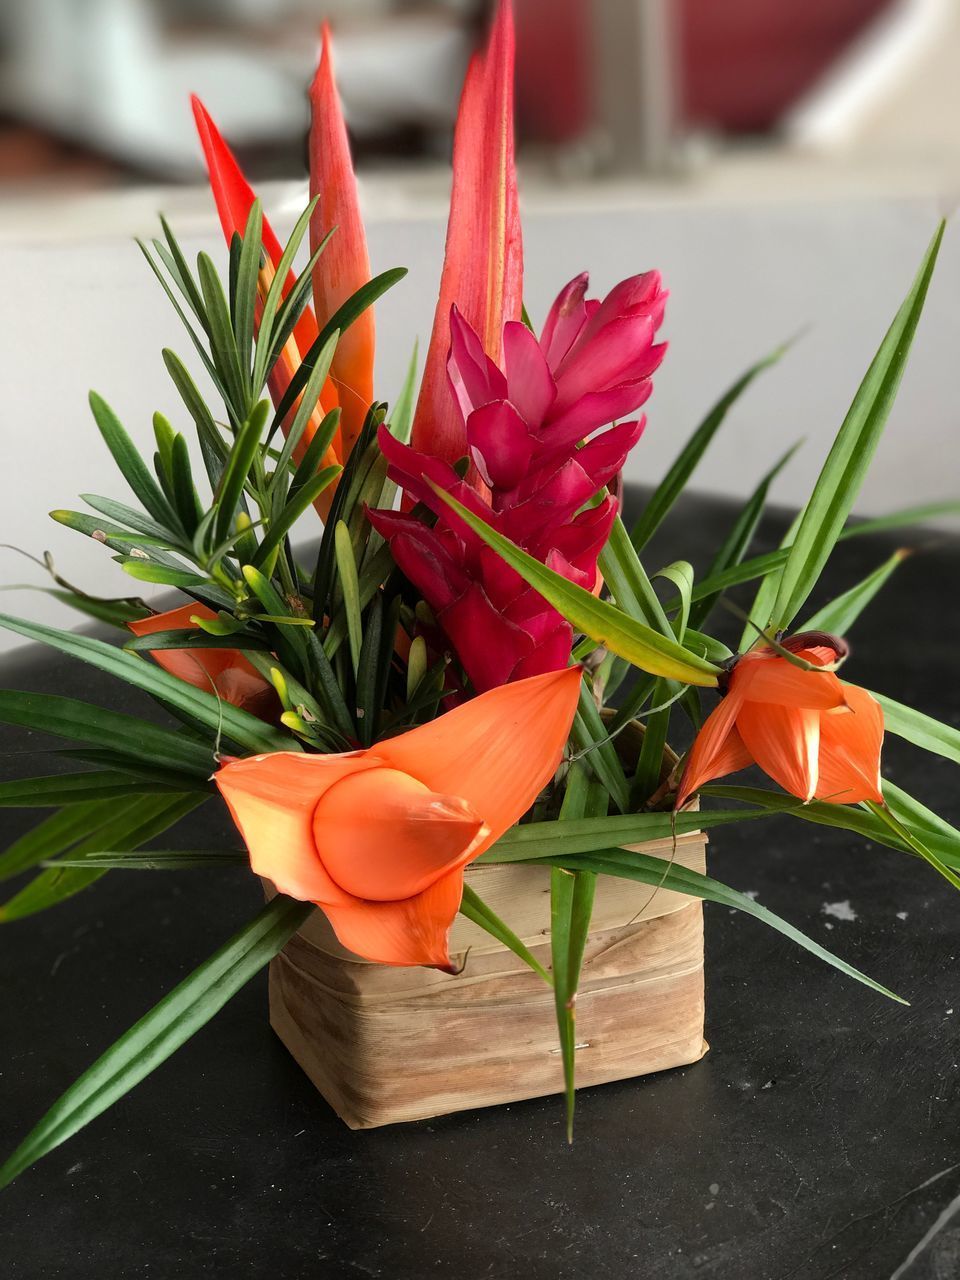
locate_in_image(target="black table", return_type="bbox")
[2,491,959,1280]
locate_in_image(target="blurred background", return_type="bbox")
[1,0,959,650]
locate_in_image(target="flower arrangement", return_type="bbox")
[2,0,959,1186]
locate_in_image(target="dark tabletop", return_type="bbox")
[2,489,959,1280]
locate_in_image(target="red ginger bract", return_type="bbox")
[368,272,667,691]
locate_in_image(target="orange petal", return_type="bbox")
[309,25,375,458]
[318,867,466,969]
[733,652,845,710]
[127,603,275,713]
[411,0,523,469]
[215,752,381,903]
[676,687,753,808]
[815,684,884,804]
[736,702,821,801]
[312,766,488,900]
[376,666,580,852]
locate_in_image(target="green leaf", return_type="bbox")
[253,465,341,572]
[770,222,944,630]
[630,340,790,553]
[0,770,200,808]
[549,848,904,1003]
[688,441,801,631]
[430,486,721,687]
[121,561,207,589]
[654,560,694,640]
[0,799,125,881]
[232,200,263,381]
[45,850,247,870]
[88,393,181,533]
[840,502,960,540]
[3,585,150,629]
[800,548,909,636]
[702,784,960,870]
[80,494,181,545]
[1,794,203,920]
[124,629,269,654]
[459,884,551,985]
[483,807,767,862]
[375,341,419,515]
[197,251,247,419]
[737,507,804,651]
[0,689,215,777]
[138,241,221,391]
[0,894,313,1189]
[0,615,291,756]
[214,401,269,545]
[271,269,407,430]
[571,682,629,814]
[866,800,960,893]
[252,199,319,393]
[268,343,340,498]
[550,767,605,1141]
[334,521,363,676]
[871,693,960,766]
[162,349,225,488]
[598,516,673,637]
[354,592,383,747]
[169,433,203,535]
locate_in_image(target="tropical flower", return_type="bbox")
[676,632,884,808]
[411,0,523,468]
[127,604,277,720]
[216,666,581,968]
[368,272,666,692]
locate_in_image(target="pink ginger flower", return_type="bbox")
[368,271,667,692]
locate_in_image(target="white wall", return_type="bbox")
[1,176,957,656]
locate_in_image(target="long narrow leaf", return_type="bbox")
[630,340,790,553]
[549,849,903,1003]
[0,690,214,776]
[801,549,908,636]
[770,223,944,630]
[0,616,291,756]
[0,895,314,1189]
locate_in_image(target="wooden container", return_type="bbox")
[267,723,707,1128]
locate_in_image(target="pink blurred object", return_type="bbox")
[368,272,667,692]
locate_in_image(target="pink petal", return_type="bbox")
[466,399,533,491]
[542,383,653,451]
[439,582,534,692]
[552,313,656,413]
[447,306,508,421]
[539,272,590,371]
[577,271,666,347]
[502,320,556,425]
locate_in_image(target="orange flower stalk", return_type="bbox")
[411,0,523,469]
[676,633,884,809]
[128,603,277,720]
[309,23,376,459]
[216,666,581,968]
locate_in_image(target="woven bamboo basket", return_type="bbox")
[266,720,708,1128]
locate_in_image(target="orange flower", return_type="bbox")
[309,23,375,459]
[215,666,581,968]
[128,604,277,720]
[676,633,883,808]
